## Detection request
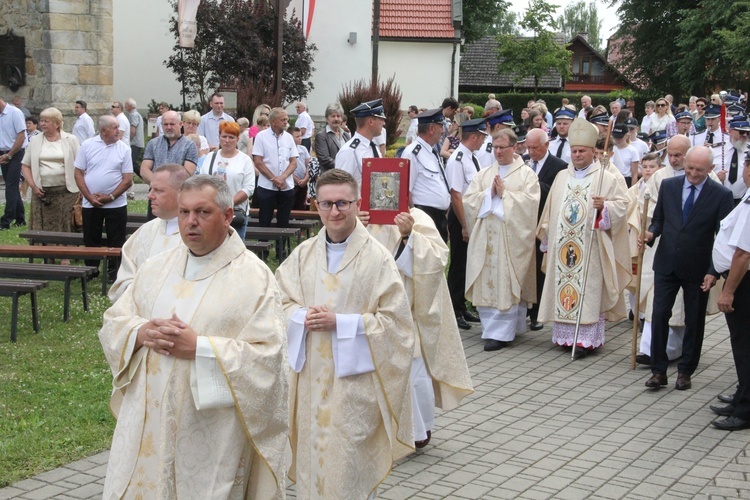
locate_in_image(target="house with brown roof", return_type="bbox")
[459,33,634,94]
[286,0,462,115]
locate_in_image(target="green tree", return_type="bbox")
[675,0,749,95]
[495,0,571,97]
[165,0,316,114]
[557,1,603,51]
[462,0,515,44]
[717,2,750,83]
[613,0,698,97]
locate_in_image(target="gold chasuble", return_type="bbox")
[109,217,182,302]
[367,209,473,411]
[276,221,415,500]
[99,231,288,499]
[537,162,631,346]
[463,157,540,311]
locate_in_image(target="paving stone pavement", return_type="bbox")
[2,311,749,499]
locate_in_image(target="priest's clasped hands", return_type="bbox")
[305,306,336,332]
[491,175,505,198]
[137,313,198,359]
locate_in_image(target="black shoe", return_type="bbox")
[710,404,735,417]
[635,354,651,365]
[456,316,471,330]
[463,311,480,323]
[0,226,9,231]
[484,339,509,351]
[712,416,750,431]
[12,221,25,227]
[645,373,668,388]
[629,310,634,321]
[573,346,589,358]
[718,393,736,404]
[530,321,543,331]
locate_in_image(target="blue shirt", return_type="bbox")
[682,176,708,208]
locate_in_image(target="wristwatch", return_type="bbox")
[109,193,116,201]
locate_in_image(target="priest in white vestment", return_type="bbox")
[275,170,415,499]
[109,163,190,302]
[99,176,288,499]
[537,118,631,358]
[364,207,474,448]
[463,128,540,351]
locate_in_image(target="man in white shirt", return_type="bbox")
[0,97,28,229]
[710,162,750,430]
[579,95,591,119]
[549,107,575,164]
[401,108,451,241]
[72,100,96,145]
[294,101,314,152]
[335,98,386,188]
[475,109,515,168]
[641,101,655,134]
[74,115,134,281]
[717,118,749,205]
[404,105,419,145]
[111,101,130,145]
[197,93,235,150]
[252,107,298,229]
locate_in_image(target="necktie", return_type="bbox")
[556,138,566,158]
[706,131,714,145]
[431,147,450,191]
[682,185,696,223]
[370,141,380,158]
[471,155,480,172]
[729,148,738,183]
[533,160,539,175]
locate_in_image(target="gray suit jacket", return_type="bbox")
[314,127,350,172]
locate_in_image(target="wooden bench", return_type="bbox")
[0,263,97,321]
[244,227,300,260]
[247,218,319,239]
[0,243,121,296]
[0,280,48,342]
[19,229,273,262]
[249,209,321,221]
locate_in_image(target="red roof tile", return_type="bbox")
[378,0,456,39]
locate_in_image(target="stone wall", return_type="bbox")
[0,0,114,127]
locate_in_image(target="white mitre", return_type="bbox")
[568,118,599,148]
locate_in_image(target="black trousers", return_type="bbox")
[726,273,750,419]
[301,137,312,153]
[256,186,294,227]
[82,206,127,275]
[447,209,467,316]
[651,271,710,376]
[130,145,142,179]
[414,204,448,242]
[528,246,545,323]
[1,148,25,227]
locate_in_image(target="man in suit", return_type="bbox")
[643,145,734,390]
[525,128,568,330]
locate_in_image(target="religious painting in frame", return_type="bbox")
[361,158,410,225]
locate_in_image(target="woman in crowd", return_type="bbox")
[182,110,210,155]
[693,97,707,133]
[249,104,271,138]
[520,108,530,126]
[21,107,80,234]
[648,97,674,135]
[610,123,640,187]
[314,103,350,174]
[527,108,547,132]
[237,117,251,154]
[440,111,467,159]
[197,121,255,240]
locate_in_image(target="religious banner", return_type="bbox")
[361,158,410,225]
[178,0,201,48]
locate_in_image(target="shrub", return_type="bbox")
[338,76,403,147]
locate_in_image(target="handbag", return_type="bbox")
[208,152,246,230]
[72,193,83,232]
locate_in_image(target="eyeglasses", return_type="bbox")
[318,199,357,211]
[738,130,750,136]
[656,103,667,107]
[111,105,119,108]
[696,104,705,108]
[493,144,513,150]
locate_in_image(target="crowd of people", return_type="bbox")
[2,89,749,498]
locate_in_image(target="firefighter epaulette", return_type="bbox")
[413,144,422,154]
[456,151,463,161]
[349,138,360,149]
[486,142,492,153]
